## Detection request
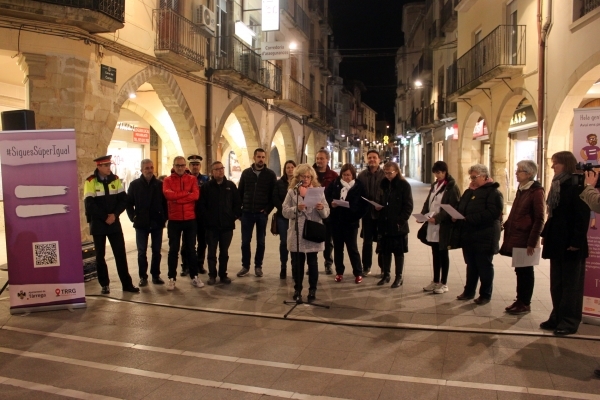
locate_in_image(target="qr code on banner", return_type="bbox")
[33,241,60,268]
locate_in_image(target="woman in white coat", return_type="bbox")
[282,164,330,302]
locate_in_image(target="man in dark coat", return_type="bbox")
[126,159,168,287]
[455,164,503,305]
[313,149,338,274]
[200,161,242,284]
[237,148,277,278]
[84,155,138,295]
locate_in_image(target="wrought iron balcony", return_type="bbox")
[447,25,526,101]
[212,36,282,99]
[309,39,325,67]
[0,0,124,33]
[153,8,207,72]
[440,0,458,32]
[310,100,334,128]
[295,3,310,38]
[274,76,312,115]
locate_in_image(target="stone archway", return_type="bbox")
[457,105,488,191]
[214,96,261,171]
[115,66,201,159]
[270,117,298,169]
[304,131,316,165]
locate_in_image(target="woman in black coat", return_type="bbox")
[419,161,460,295]
[455,164,503,305]
[272,160,296,279]
[375,162,414,287]
[540,151,590,336]
[325,163,367,284]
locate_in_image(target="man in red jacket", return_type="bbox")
[163,156,203,290]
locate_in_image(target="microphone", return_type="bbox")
[294,181,303,189]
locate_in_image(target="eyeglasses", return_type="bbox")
[299,175,312,180]
[384,171,396,176]
[174,164,187,167]
[469,175,481,180]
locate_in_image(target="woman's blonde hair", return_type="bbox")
[289,163,320,189]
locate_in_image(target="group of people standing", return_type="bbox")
[85,148,594,342]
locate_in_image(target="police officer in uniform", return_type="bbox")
[84,155,139,294]
[181,155,209,275]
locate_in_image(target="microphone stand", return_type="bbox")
[283,185,329,318]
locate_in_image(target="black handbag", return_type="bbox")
[417,222,434,246]
[302,219,326,243]
[270,214,278,235]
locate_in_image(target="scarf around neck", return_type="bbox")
[340,179,355,200]
[546,172,571,217]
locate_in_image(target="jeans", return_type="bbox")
[167,220,198,280]
[206,229,233,278]
[181,220,206,269]
[277,215,290,271]
[462,249,494,299]
[291,252,318,292]
[135,226,163,279]
[515,266,534,305]
[93,230,133,288]
[332,227,363,277]
[431,242,450,285]
[241,211,268,269]
[381,250,404,277]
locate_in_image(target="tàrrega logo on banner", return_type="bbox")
[55,288,77,297]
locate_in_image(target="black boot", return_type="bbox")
[280,266,286,279]
[307,288,316,302]
[377,274,390,286]
[391,275,403,288]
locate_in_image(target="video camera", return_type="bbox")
[572,162,600,187]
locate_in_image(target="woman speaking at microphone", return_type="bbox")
[282,164,330,303]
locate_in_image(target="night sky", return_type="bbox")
[329,0,409,130]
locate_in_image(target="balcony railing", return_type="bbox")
[288,77,312,111]
[440,0,458,32]
[309,39,325,66]
[38,0,125,22]
[295,3,311,38]
[450,25,526,94]
[580,0,600,18]
[313,100,335,127]
[280,0,295,16]
[154,8,207,70]
[214,36,282,94]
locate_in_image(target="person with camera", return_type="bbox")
[539,151,590,336]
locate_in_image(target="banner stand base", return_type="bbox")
[10,302,87,315]
[582,315,600,327]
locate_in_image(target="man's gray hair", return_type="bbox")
[516,160,538,179]
[173,156,186,164]
[468,163,490,178]
[140,159,153,169]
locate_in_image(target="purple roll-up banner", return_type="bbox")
[0,129,86,314]
[573,107,600,325]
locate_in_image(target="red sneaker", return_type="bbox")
[355,276,363,284]
[335,274,343,282]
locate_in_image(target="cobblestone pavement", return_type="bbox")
[0,179,598,399]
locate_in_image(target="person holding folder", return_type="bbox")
[499,160,545,314]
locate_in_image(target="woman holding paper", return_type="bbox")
[273,160,296,279]
[539,151,589,336]
[325,163,367,284]
[282,164,330,303]
[499,160,545,314]
[455,164,503,305]
[420,161,461,294]
[375,162,413,288]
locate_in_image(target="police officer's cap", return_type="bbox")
[93,155,112,165]
[187,155,203,164]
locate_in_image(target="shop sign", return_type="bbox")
[261,41,289,60]
[473,119,488,138]
[510,106,536,128]
[100,65,116,83]
[133,127,150,144]
[445,124,458,140]
[262,0,280,32]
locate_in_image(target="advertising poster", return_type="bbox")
[0,129,85,314]
[573,107,600,323]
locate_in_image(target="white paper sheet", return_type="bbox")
[303,187,325,207]
[511,247,541,267]
[440,204,465,219]
[413,212,435,223]
[361,196,383,208]
[332,199,350,208]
